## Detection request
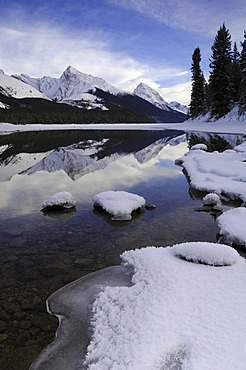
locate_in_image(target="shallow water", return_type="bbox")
[0,129,243,370]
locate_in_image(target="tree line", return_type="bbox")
[189,24,246,119]
[0,106,154,124]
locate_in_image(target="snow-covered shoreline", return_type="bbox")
[1,115,246,136]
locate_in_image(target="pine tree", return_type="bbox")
[189,47,205,118]
[203,81,211,113]
[239,31,246,115]
[230,42,242,104]
[209,23,232,118]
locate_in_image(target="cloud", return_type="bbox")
[0,15,190,103]
[160,82,191,105]
[109,0,246,40]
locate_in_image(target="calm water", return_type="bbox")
[0,129,244,369]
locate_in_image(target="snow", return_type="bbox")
[41,191,76,210]
[0,70,50,100]
[13,65,123,102]
[30,242,246,370]
[202,193,221,206]
[92,190,146,220]
[176,141,246,203]
[169,101,189,114]
[134,82,171,111]
[83,244,246,370]
[217,207,246,245]
[171,241,239,266]
[190,143,208,151]
[133,83,189,115]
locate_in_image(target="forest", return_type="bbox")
[189,24,246,119]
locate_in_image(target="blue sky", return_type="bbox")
[0,0,245,105]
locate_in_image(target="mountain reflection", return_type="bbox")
[0,129,186,181]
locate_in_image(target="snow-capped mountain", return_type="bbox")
[134,82,189,114]
[1,66,188,122]
[0,69,50,101]
[134,83,171,111]
[169,101,189,115]
[13,66,123,103]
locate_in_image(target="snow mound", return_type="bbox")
[84,244,246,370]
[41,191,76,210]
[92,190,145,220]
[171,242,239,266]
[203,193,221,206]
[190,143,208,151]
[217,207,246,245]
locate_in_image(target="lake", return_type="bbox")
[0,128,244,370]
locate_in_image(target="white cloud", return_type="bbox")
[109,0,246,40]
[160,82,191,106]
[0,16,191,103]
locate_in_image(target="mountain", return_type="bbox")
[13,66,122,105]
[134,82,189,115]
[169,101,189,115]
[0,69,51,103]
[134,83,171,111]
[0,66,188,123]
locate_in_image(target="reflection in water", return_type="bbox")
[0,129,244,370]
[41,207,77,221]
[187,131,244,152]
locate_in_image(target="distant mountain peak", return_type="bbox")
[134,83,171,111]
[134,82,188,114]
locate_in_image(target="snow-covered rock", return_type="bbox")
[203,193,221,206]
[217,207,246,245]
[0,70,51,100]
[13,66,123,102]
[190,143,208,151]
[41,191,76,211]
[92,190,146,220]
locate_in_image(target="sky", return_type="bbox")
[0,0,245,105]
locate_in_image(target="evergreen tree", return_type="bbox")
[230,42,242,104]
[239,31,246,115]
[203,81,211,113]
[209,23,232,118]
[189,47,205,118]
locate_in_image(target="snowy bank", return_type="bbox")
[217,207,246,245]
[30,243,246,370]
[176,141,246,203]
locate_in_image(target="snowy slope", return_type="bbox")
[169,101,189,114]
[134,83,189,115]
[0,69,50,100]
[134,83,171,111]
[13,66,123,102]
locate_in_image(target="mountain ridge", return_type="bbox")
[0,66,188,123]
